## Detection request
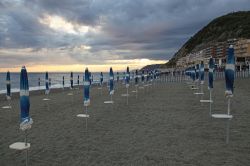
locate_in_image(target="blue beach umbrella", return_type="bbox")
[84,68,90,106]
[135,70,138,85]
[70,72,73,89]
[123,72,126,84]
[208,58,215,89]
[109,67,114,95]
[192,66,196,81]
[62,76,65,88]
[126,66,130,86]
[20,66,33,130]
[38,78,40,88]
[141,70,145,83]
[100,72,103,85]
[6,71,11,99]
[116,72,119,82]
[225,45,235,96]
[77,75,80,86]
[45,72,49,94]
[195,64,199,81]
[200,61,205,84]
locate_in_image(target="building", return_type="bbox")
[234,38,250,70]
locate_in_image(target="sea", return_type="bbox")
[0,72,115,94]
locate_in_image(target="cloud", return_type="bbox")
[0,0,250,69]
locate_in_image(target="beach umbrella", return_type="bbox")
[6,71,11,100]
[70,72,73,89]
[212,45,235,144]
[139,70,145,90]
[62,76,65,89]
[9,66,33,166]
[195,61,205,95]
[77,68,91,119]
[2,71,12,109]
[77,75,80,87]
[116,72,119,83]
[89,72,92,85]
[38,78,40,90]
[45,72,49,95]
[98,72,103,94]
[104,67,114,104]
[132,69,139,98]
[100,72,103,85]
[122,66,130,105]
[200,59,214,112]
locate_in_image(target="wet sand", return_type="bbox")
[0,78,250,166]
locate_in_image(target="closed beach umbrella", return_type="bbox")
[84,68,90,106]
[141,70,145,83]
[126,66,130,86]
[20,66,33,130]
[109,67,114,95]
[45,72,49,94]
[116,72,119,82]
[192,66,196,81]
[62,76,65,88]
[77,75,80,86]
[38,78,40,88]
[200,61,205,84]
[135,70,138,85]
[89,72,92,85]
[100,72,103,85]
[208,58,215,89]
[70,72,73,89]
[6,71,11,100]
[225,45,235,96]
[195,64,199,81]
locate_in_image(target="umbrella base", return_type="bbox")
[191,87,198,90]
[121,94,129,97]
[194,92,204,95]
[9,142,30,150]
[2,106,11,109]
[43,98,50,101]
[200,99,213,103]
[77,114,89,118]
[104,101,114,104]
[212,114,233,119]
[131,91,137,93]
[67,93,73,96]
[139,87,144,89]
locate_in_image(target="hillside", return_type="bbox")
[162,11,250,68]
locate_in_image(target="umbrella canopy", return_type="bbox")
[45,72,49,94]
[20,66,32,130]
[208,58,215,89]
[116,72,119,82]
[77,75,80,86]
[135,70,138,85]
[109,67,114,95]
[62,76,65,87]
[70,72,73,89]
[84,68,90,106]
[126,66,130,85]
[100,72,103,85]
[141,70,145,83]
[6,71,11,99]
[225,45,235,96]
[200,61,205,84]
[38,78,40,87]
[195,64,200,81]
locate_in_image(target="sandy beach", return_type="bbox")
[1,78,250,166]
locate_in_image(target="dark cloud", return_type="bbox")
[0,0,250,67]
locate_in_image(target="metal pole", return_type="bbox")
[209,89,212,116]
[85,106,88,132]
[226,98,231,144]
[126,87,128,105]
[25,130,28,166]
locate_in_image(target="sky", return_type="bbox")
[0,0,250,72]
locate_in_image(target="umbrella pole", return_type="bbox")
[226,98,231,144]
[209,89,212,116]
[136,86,138,99]
[126,87,128,105]
[85,106,88,132]
[25,130,28,166]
